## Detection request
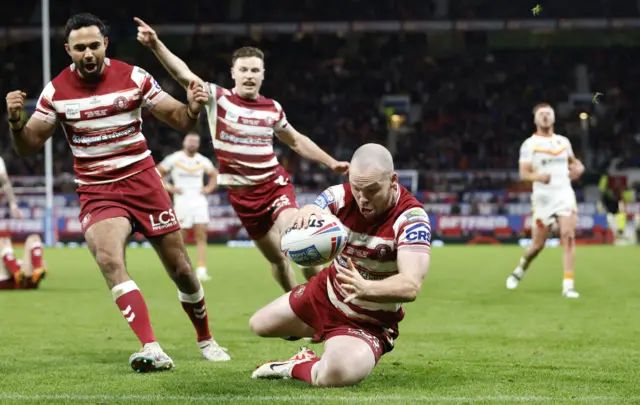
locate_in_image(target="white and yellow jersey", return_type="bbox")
[519,133,574,195]
[158,151,216,202]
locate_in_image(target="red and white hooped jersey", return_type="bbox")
[204,84,289,187]
[313,184,431,329]
[34,58,166,184]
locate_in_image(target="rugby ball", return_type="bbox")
[281,215,349,267]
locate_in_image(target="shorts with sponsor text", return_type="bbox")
[289,269,399,363]
[78,168,180,237]
[227,169,297,240]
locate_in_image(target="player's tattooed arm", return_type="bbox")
[135,17,202,89]
[6,91,56,157]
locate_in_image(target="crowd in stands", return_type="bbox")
[3,0,638,25]
[2,3,640,193]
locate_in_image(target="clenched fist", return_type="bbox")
[6,90,27,121]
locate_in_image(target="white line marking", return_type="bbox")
[0,394,638,402]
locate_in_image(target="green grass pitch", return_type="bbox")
[0,245,639,404]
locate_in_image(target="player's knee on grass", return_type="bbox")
[315,338,376,387]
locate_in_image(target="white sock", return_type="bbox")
[563,278,574,291]
[513,266,525,278]
[144,341,162,351]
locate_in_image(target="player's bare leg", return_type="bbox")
[0,237,23,288]
[252,334,376,387]
[20,234,47,288]
[249,292,316,339]
[507,222,549,290]
[275,208,322,281]
[85,217,173,372]
[148,230,230,361]
[193,223,211,281]
[557,213,579,298]
[255,225,298,292]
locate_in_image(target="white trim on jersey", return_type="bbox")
[220,118,278,137]
[217,95,282,121]
[217,172,275,185]
[70,133,146,157]
[63,110,142,131]
[212,138,274,156]
[232,156,279,169]
[83,151,151,172]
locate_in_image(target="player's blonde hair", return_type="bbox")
[232,47,265,66]
[532,103,553,115]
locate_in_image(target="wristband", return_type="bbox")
[187,106,199,120]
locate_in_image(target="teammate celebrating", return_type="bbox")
[5,13,229,371]
[249,143,432,387]
[158,132,218,281]
[135,18,349,292]
[507,103,584,298]
[0,234,47,290]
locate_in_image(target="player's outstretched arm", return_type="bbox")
[6,91,56,157]
[134,17,202,89]
[149,81,208,133]
[276,126,349,175]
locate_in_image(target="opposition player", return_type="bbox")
[0,234,47,290]
[5,13,230,371]
[135,18,349,292]
[249,143,432,387]
[0,156,24,219]
[158,132,218,281]
[506,103,584,298]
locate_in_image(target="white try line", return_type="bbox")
[0,394,638,402]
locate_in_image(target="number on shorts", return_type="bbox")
[271,195,291,210]
[274,175,289,186]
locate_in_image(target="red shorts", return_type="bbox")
[227,169,297,240]
[78,168,180,237]
[289,269,399,363]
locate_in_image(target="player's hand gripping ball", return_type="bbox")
[281,214,348,267]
